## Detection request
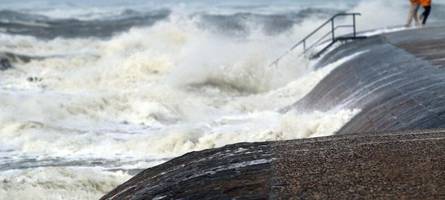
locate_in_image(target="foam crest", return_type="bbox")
[0,167,130,200]
[0,109,359,160]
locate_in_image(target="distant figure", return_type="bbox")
[406,0,420,27]
[419,0,432,25]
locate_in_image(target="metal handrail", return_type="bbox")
[269,12,363,66]
[305,25,356,53]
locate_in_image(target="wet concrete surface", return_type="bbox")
[293,25,445,133]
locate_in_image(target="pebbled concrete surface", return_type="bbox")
[101,130,445,200]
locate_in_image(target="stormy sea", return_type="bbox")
[0,0,444,199]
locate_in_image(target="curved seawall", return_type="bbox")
[102,130,445,199]
[293,26,445,133]
[102,26,445,199]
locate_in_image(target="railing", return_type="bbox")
[269,12,366,67]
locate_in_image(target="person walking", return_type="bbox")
[406,0,420,27]
[419,0,432,25]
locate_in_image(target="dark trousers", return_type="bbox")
[422,6,431,25]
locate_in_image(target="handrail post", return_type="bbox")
[353,14,357,38]
[303,40,306,52]
[331,18,335,42]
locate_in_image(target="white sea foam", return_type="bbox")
[0,50,360,161]
[0,167,130,200]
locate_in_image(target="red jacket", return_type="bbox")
[420,0,432,6]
